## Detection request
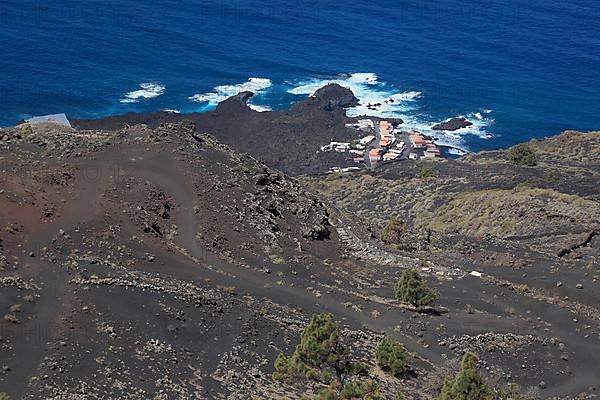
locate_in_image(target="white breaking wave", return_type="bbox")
[162,109,181,114]
[288,72,421,118]
[398,110,494,152]
[347,72,379,85]
[447,147,468,156]
[248,104,272,112]
[288,73,497,152]
[473,109,493,120]
[120,83,166,103]
[181,73,495,153]
[189,77,272,106]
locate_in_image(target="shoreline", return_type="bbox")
[66,85,469,172]
[8,84,589,176]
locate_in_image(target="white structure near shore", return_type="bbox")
[26,113,71,128]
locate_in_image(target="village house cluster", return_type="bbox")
[321,118,442,172]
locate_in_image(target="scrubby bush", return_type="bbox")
[381,217,407,244]
[313,381,382,400]
[380,217,424,252]
[20,124,33,136]
[438,352,493,400]
[340,381,382,399]
[0,392,10,400]
[419,166,436,179]
[497,383,526,400]
[509,144,536,166]
[375,337,411,376]
[395,269,439,310]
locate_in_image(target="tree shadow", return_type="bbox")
[417,307,447,316]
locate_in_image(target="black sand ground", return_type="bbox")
[0,95,598,399]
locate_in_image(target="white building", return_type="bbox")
[26,113,71,128]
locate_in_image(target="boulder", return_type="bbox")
[302,224,331,241]
[432,117,473,131]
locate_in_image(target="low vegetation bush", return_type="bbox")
[375,337,411,377]
[509,144,537,166]
[418,166,436,179]
[0,392,10,400]
[313,380,382,399]
[395,269,439,310]
[381,217,431,252]
[381,217,406,243]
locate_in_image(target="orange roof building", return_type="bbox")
[368,148,383,163]
[379,138,392,147]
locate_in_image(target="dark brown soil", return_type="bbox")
[0,101,598,399]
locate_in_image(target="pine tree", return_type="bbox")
[438,352,493,400]
[274,313,367,388]
[395,269,439,310]
[375,337,411,377]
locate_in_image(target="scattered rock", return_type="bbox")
[432,117,473,131]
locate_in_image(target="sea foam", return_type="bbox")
[288,73,495,152]
[399,111,494,152]
[189,77,272,106]
[288,73,421,119]
[120,83,166,103]
[248,104,272,112]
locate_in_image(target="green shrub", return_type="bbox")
[438,352,493,400]
[20,124,33,136]
[497,383,525,400]
[509,144,536,166]
[375,337,411,376]
[0,392,10,400]
[395,269,439,310]
[340,381,382,399]
[381,217,407,244]
[312,389,338,400]
[419,166,436,179]
[380,217,423,251]
[312,381,382,400]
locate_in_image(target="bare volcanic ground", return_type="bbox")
[305,130,600,396]
[0,122,598,399]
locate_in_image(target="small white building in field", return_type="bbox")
[26,113,71,128]
[359,135,376,145]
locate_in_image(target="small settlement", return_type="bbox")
[321,118,442,173]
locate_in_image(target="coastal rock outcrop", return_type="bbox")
[432,117,473,131]
[73,83,364,176]
[316,84,359,111]
[216,91,256,113]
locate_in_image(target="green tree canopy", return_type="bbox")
[275,313,367,388]
[438,352,493,400]
[395,269,439,310]
[375,337,411,377]
[313,380,382,400]
[509,144,537,166]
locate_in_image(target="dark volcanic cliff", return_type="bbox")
[72,84,363,176]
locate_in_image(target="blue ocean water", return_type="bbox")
[1,0,599,152]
